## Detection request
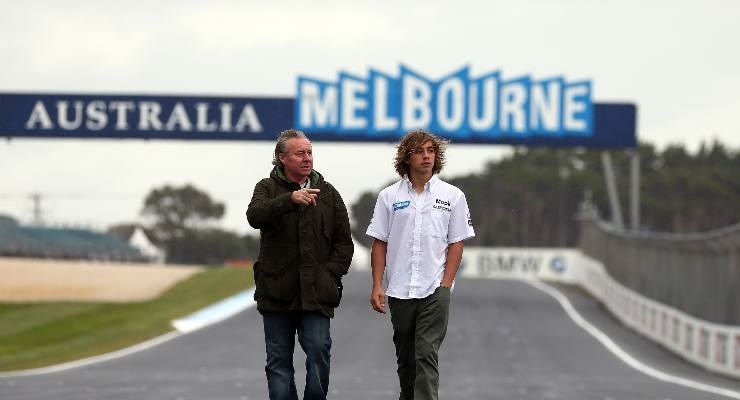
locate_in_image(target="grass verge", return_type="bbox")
[0,267,254,372]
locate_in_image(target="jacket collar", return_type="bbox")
[271,166,323,189]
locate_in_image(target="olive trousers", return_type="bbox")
[388,286,451,400]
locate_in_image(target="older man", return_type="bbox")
[247,129,353,400]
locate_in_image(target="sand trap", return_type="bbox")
[0,258,203,302]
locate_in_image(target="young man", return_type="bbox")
[366,129,475,400]
[247,129,353,400]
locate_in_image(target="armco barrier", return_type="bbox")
[459,247,740,380]
[579,253,740,379]
[578,217,740,325]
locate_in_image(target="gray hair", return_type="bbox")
[272,129,308,167]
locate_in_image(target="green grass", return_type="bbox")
[0,267,254,372]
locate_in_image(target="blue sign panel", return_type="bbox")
[0,93,293,141]
[0,92,636,148]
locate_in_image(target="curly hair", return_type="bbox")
[272,129,308,167]
[393,129,449,178]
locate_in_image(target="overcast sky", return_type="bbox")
[1,0,738,234]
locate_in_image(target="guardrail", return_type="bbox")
[578,216,740,325]
[580,255,740,380]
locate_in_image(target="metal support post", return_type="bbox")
[601,151,624,230]
[630,150,640,233]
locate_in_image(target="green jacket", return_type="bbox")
[246,167,353,318]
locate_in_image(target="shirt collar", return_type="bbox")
[403,174,438,193]
[427,174,440,189]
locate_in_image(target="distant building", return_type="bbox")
[128,226,166,264]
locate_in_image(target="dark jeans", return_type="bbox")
[388,286,451,400]
[262,311,332,400]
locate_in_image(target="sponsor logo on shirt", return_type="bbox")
[433,198,452,212]
[393,200,411,211]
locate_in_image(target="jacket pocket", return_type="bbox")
[316,267,342,307]
[254,261,299,303]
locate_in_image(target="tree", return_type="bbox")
[165,229,259,265]
[141,184,225,242]
[350,191,380,248]
[0,214,18,227]
[138,184,260,265]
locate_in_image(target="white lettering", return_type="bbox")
[165,103,193,131]
[402,74,431,130]
[297,67,593,137]
[468,77,498,131]
[138,102,163,130]
[195,102,217,132]
[219,103,233,132]
[234,104,263,132]
[437,77,465,131]
[530,81,561,132]
[22,99,270,134]
[500,82,527,133]
[85,101,108,130]
[299,81,337,128]
[57,101,84,130]
[372,75,398,131]
[564,85,588,131]
[109,101,134,130]
[340,78,367,130]
[24,101,54,129]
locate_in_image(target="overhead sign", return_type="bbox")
[0,65,636,148]
[297,66,593,137]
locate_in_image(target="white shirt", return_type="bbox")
[366,175,475,299]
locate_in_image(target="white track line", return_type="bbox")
[172,288,256,333]
[526,279,740,399]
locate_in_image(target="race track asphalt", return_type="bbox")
[2,268,739,400]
